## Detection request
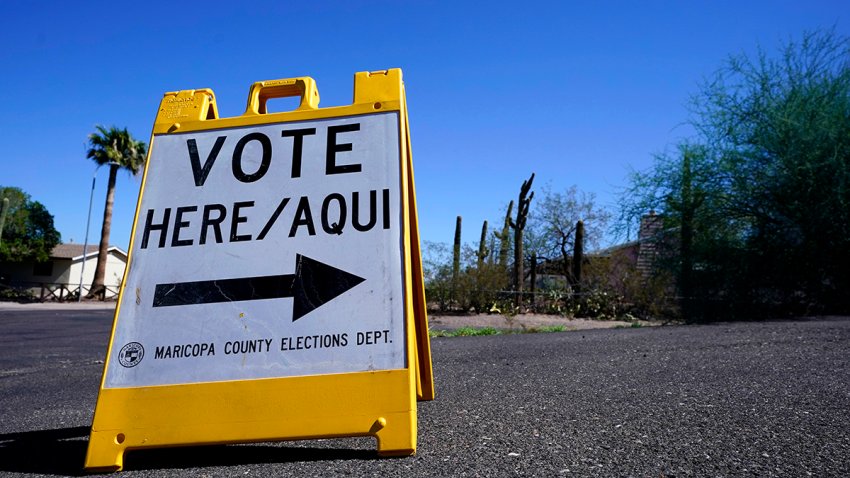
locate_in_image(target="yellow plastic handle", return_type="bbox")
[244,77,320,115]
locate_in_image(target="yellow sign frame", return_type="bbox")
[85,69,434,472]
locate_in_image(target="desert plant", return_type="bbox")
[509,173,534,306]
[572,220,584,293]
[619,29,850,320]
[452,215,462,299]
[494,201,514,269]
[477,220,489,269]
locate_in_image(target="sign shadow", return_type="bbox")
[0,426,90,476]
[0,426,378,475]
[123,442,376,471]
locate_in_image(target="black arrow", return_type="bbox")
[152,254,365,321]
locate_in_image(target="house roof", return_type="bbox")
[593,240,640,258]
[51,244,128,261]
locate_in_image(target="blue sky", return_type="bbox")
[1,1,846,252]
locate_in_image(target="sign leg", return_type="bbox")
[372,414,416,457]
[85,429,126,472]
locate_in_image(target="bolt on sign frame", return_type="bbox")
[85,69,434,472]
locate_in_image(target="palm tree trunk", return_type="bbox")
[89,164,117,300]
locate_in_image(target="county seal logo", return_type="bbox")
[118,342,145,368]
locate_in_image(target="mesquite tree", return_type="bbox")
[619,29,850,319]
[530,185,609,290]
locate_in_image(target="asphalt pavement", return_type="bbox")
[0,306,848,477]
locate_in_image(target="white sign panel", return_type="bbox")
[105,112,405,388]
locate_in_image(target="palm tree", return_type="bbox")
[86,125,146,299]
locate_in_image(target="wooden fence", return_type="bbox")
[0,281,120,302]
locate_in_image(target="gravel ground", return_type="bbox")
[0,306,847,477]
[420,317,850,477]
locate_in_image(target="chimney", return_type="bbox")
[637,211,662,277]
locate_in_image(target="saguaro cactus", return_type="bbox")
[509,173,535,306]
[494,200,514,269]
[452,215,462,290]
[488,236,496,266]
[572,220,584,293]
[680,150,697,320]
[0,197,8,246]
[477,220,489,270]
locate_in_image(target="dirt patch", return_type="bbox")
[428,312,653,332]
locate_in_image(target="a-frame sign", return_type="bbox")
[85,69,434,472]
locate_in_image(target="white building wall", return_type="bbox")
[65,251,127,298]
